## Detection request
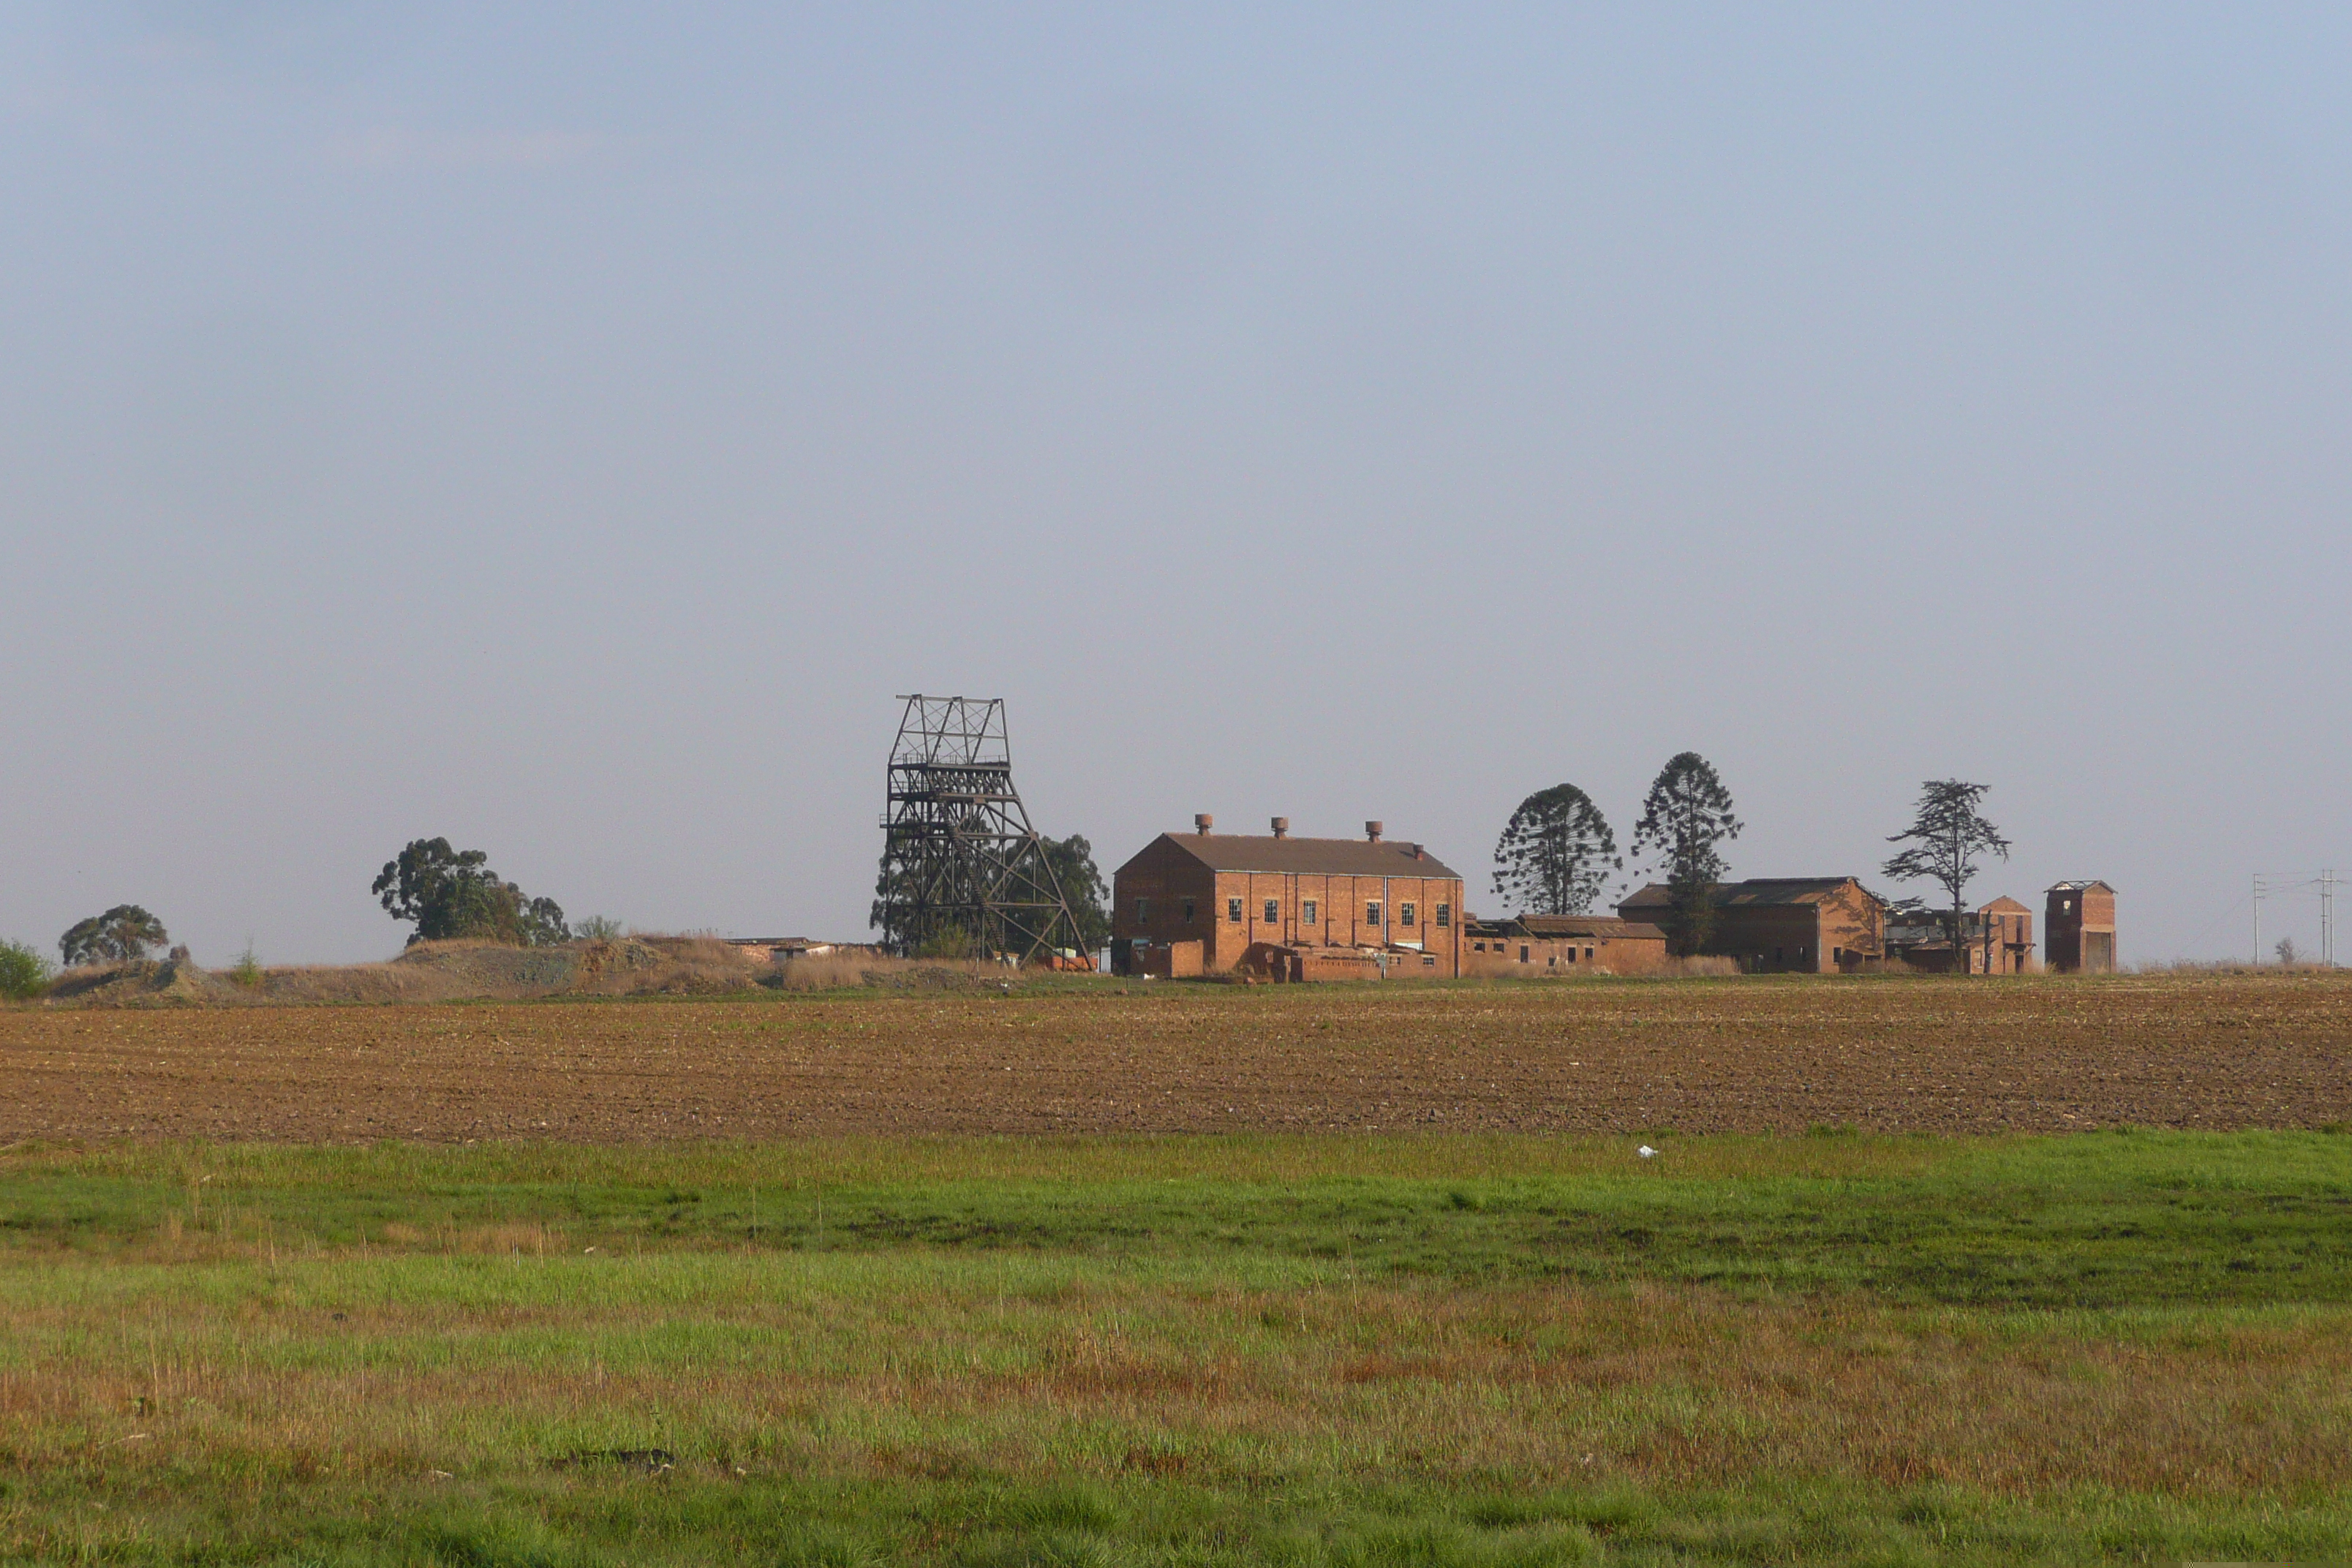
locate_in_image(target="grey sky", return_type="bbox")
[4,4,2347,965]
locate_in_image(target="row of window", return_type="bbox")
[1471,941,1599,964]
[1130,897,1452,930]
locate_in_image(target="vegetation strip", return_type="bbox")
[2,1131,2350,1563]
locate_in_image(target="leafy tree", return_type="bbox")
[872,832,1104,958]
[58,905,170,967]
[1882,780,2010,973]
[870,838,919,954]
[371,838,568,947]
[913,925,978,960]
[1627,753,1742,956]
[1493,784,1620,916]
[0,939,53,999]
[1039,833,1112,951]
[518,895,570,947]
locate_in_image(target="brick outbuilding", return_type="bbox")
[1616,877,1885,973]
[2046,881,2117,973]
[1112,816,1464,979]
[1463,915,1668,976]
[1885,897,2036,973]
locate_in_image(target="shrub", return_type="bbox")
[230,943,265,989]
[0,939,53,1000]
[575,915,625,942]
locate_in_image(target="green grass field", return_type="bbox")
[4,1131,2351,1564]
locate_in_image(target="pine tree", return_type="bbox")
[1882,780,2009,973]
[1627,753,1742,956]
[1493,784,1619,916]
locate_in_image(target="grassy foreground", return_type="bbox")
[2,1131,2350,1564]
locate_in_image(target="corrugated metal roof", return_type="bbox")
[1515,915,1667,941]
[1620,877,1873,909]
[1153,832,1463,881]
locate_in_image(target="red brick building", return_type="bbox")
[1463,915,1668,976]
[1616,877,1885,973]
[2046,881,2117,973]
[1885,896,2036,973]
[1112,816,1464,979]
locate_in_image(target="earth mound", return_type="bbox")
[45,957,248,1009]
[39,938,773,1009]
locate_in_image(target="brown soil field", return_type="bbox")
[4,973,2349,1143]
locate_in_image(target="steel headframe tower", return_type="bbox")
[877,695,1088,962]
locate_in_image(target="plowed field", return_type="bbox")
[4,974,2349,1142]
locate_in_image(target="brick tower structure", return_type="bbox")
[2045,881,2117,973]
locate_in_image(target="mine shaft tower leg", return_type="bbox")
[877,695,1088,963]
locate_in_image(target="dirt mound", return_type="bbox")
[860,964,1006,994]
[34,942,1028,1009]
[241,938,756,1006]
[44,957,249,1009]
[34,938,769,1009]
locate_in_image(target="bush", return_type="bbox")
[229,943,265,989]
[0,939,54,1000]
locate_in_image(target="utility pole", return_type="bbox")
[2253,873,2265,965]
[2323,869,2337,968]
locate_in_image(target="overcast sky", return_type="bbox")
[4,4,2348,965]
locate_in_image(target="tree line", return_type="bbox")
[1493,758,2008,962]
[0,775,2008,995]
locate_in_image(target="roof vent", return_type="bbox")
[1365,821,1384,843]
[1194,813,1213,835]
[1270,817,1289,839]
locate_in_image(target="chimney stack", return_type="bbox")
[1270,817,1289,839]
[1365,821,1384,843]
[1194,813,1213,835]
[1411,843,1424,860]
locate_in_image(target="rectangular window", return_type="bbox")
[1436,903,1451,928]
[1263,898,1279,925]
[1399,901,1417,927]
[1473,941,1484,952]
[1586,946,1596,963]
[1565,947,1577,963]
[1366,902,1383,927]
[1227,897,1243,924]
[1302,899,1318,926]
[1135,899,1150,924]
[1422,954,1436,967]
[1182,898,1195,923]
[1520,945,1531,963]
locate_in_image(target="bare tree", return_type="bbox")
[1493,784,1619,916]
[1882,780,2010,972]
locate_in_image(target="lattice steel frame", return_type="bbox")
[876,695,1088,962]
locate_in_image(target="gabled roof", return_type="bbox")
[1515,915,1667,941]
[1619,877,1878,909]
[1977,897,2031,914]
[2048,880,2115,893]
[1138,832,1461,881]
